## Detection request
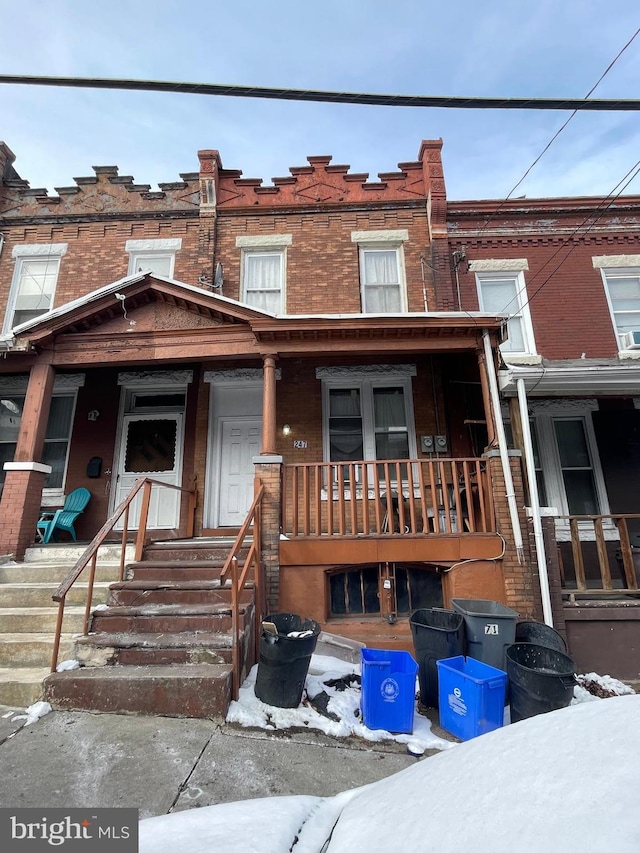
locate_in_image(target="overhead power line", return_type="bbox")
[477,26,640,233]
[1,74,640,111]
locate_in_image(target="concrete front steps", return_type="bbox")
[0,543,133,708]
[44,538,256,719]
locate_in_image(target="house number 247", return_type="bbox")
[293,440,308,449]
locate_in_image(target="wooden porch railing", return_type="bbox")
[219,482,265,700]
[282,457,494,537]
[557,514,640,598]
[50,477,197,672]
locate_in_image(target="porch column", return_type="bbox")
[477,345,497,448]
[0,362,55,559]
[261,354,277,456]
[253,456,283,613]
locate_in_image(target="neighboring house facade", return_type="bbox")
[450,196,640,677]
[0,137,637,677]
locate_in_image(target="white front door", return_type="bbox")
[218,419,261,526]
[114,413,184,529]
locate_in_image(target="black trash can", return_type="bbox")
[506,642,576,723]
[515,621,567,653]
[254,613,320,708]
[410,608,465,708]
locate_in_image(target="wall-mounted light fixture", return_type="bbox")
[87,409,100,421]
[282,424,291,436]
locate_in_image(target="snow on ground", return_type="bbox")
[227,652,635,749]
[226,653,456,752]
[143,693,640,853]
[10,701,51,726]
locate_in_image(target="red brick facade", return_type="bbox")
[4,135,612,635]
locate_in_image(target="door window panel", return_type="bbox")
[124,419,177,473]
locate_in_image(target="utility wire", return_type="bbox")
[1,73,640,111]
[517,159,640,315]
[477,26,640,236]
[497,156,640,319]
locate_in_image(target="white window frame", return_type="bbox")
[236,234,292,314]
[471,260,536,356]
[0,373,84,504]
[4,243,68,334]
[593,256,640,351]
[125,238,182,278]
[527,400,611,539]
[319,367,417,488]
[351,230,408,314]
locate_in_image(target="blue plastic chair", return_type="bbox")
[36,488,91,544]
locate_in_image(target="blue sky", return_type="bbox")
[1,0,639,200]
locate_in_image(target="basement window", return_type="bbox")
[328,563,443,618]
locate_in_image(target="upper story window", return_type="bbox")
[236,234,292,314]
[352,230,409,313]
[4,243,67,333]
[471,260,536,356]
[593,256,640,350]
[125,238,182,278]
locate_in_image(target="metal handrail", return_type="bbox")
[50,477,197,672]
[220,483,265,700]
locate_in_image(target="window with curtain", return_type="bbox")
[0,394,76,491]
[242,252,284,313]
[360,248,403,313]
[602,269,640,348]
[373,387,410,459]
[476,272,535,354]
[329,389,364,462]
[326,380,414,471]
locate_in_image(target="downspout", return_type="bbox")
[516,377,554,626]
[481,330,524,563]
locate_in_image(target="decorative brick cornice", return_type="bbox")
[204,143,445,210]
[1,163,201,221]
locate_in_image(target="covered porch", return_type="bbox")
[499,361,640,680]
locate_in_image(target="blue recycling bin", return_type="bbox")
[360,648,418,734]
[436,655,507,741]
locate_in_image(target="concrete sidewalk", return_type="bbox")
[0,706,425,820]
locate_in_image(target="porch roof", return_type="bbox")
[3,271,273,348]
[499,358,640,396]
[0,269,506,363]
